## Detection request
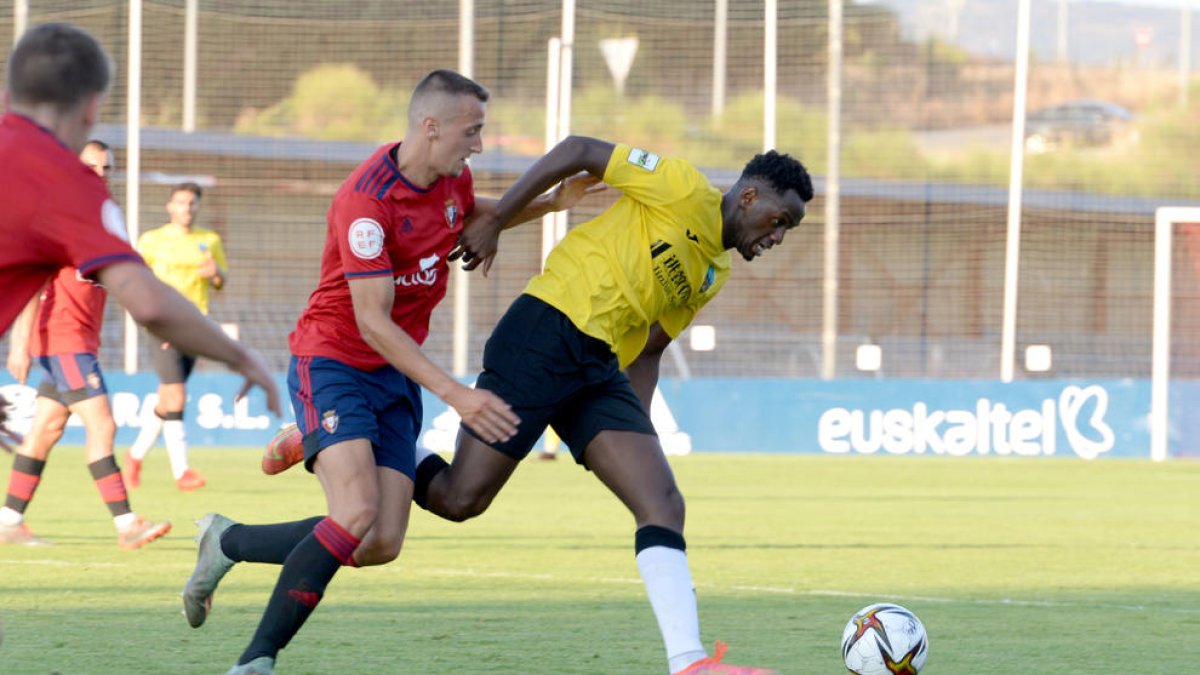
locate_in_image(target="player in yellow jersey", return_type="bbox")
[415,135,812,674]
[125,182,227,491]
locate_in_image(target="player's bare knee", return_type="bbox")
[334,502,379,537]
[87,415,116,439]
[355,538,402,566]
[441,490,492,522]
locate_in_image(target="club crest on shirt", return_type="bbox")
[321,410,339,434]
[87,373,102,390]
[444,200,458,229]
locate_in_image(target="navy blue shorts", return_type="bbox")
[153,342,196,384]
[36,353,107,406]
[288,355,422,478]
[469,294,656,466]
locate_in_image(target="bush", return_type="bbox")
[235,64,406,142]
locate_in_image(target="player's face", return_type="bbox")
[167,189,201,227]
[726,185,806,262]
[80,145,114,184]
[433,95,486,178]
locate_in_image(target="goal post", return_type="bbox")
[1153,207,1200,461]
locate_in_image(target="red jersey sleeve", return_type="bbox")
[37,175,142,278]
[331,191,395,280]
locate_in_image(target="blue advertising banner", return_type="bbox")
[1,373,1194,459]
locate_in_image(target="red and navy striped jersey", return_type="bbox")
[289,143,475,370]
[0,113,140,335]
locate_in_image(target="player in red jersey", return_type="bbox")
[181,70,598,674]
[2,140,171,549]
[0,23,281,446]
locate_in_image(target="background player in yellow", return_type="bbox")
[125,182,226,491]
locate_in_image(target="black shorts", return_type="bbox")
[468,294,656,466]
[153,342,197,384]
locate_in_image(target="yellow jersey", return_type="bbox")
[525,144,731,368]
[137,224,227,314]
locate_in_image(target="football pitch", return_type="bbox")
[0,449,1197,674]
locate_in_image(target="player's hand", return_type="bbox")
[230,347,283,417]
[197,256,218,280]
[450,211,504,277]
[550,172,606,211]
[445,385,519,445]
[0,395,21,454]
[5,350,31,385]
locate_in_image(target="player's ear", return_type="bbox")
[739,185,758,207]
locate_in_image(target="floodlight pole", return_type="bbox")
[1000,0,1032,383]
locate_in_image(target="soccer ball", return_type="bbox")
[840,603,929,674]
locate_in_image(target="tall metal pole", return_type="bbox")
[763,0,777,151]
[452,0,475,377]
[1056,0,1068,64]
[552,0,575,245]
[542,38,562,267]
[14,0,27,41]
[822,0,843,380]
[183,0,198,132]
[124,0,144,374]
[711,0,728,118]
[1000,0,1033,383]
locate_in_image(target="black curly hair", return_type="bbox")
[740,151,813,202]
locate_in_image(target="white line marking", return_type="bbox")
[414,567,1200,614]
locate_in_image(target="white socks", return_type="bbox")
[636,545,707,673]
[163,420,189,479]
[114,512,137,530]
[0,506,23,526]
[129,408,164,461]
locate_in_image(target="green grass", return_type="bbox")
[1,449,1198,673]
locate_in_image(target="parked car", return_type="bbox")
[1024,99,1136,153]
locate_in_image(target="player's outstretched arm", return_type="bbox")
[5,293,40,385]
[455,172,605,277]
[96,262,282,416]
[348,275,519,444]
[625,323,673,413]
[451,136,615,273]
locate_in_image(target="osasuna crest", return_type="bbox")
[444,199,458,228]
[87,373,102,390]
[321,410,339,434]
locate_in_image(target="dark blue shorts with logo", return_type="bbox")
[36,353,107,406]
[287,355,421,478]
